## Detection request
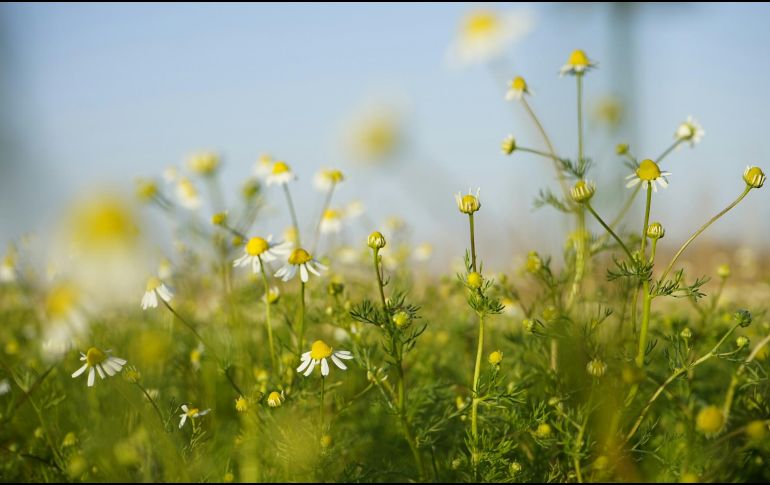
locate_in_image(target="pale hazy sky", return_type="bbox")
[2,3,769,270]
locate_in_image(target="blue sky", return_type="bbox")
[2,3,770,269]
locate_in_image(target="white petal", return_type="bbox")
[197,409,210,417]
[87,368,95,387]
[72,363,89,378]
[179,415,187,428]
[657,177,668,188]
[233,253,249,268]
[334,350,353,359]
[305,262,321,277]
[304,360,317,376]
[331,354,347,370]
[297,358,311,373]
[625,178,640,188]
[157,285,173,302]
[321,358,329,376]
[101,363,116,376]
[300,264,309,283]
[181,404,189,412]
[110,356,127,366]
[95,364,106,379]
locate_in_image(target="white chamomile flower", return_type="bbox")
[313,168,345,191]
[505,76,530,101]
[275,248,327,283]
[297,340,353,377]
[413,242,434,262]
[178,404,211,429]
[71,347,127,387]
[176,177,201,209]
[345,200,365,220]
[675,116,705,146]
[254,154,274,179]
[319,209,344,234]
[265,161,296,186]
[447,8,535,66]
[560,49,597,76]
[141,276,173,310]
[233,235,292,274]
[625,159,672,193]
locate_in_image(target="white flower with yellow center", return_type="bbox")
[141,276,173,310]
[319,209,344,234]
[447,8,535,66]
[265,161,296,186]
[233,235,291,274]
[275,248,327,283]
[560,49,597,76]
[345,200,365,220]
[505,76,530,101]
[455,188,481,214]
[625,159,671,192]
[178,404,211,429]
[413,243,434,262]
[187,151,220,176]
[71,347,127,387]
[267,390,284,408]
[297,340,353,377]
[254,154,274,179]
[313,168,345,191]
[675,116,705,146]
[176,177,201,209]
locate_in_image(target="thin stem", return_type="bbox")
[723,334,770,422]
[625,323,742,444]
[320,377,326,433]
[259,260,277,372]
[468,214,477,273]
[520,97,569,198]
[567,208,587,310]
[311,183,337,254]
[471,313,485,468]
[297,281,306,354]
[640,184,652,258]
[372,249,388,312]
[136,382,166,429]
[585,203,634,260]
[577,73,584,165]
[161,298,212,352]
[659,186,752,283]
[635,185,653,368]
[282,183,301,247]
[656,138,684,164]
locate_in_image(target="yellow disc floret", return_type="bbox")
[309,340,333,360]
[464,10,499,38]
[245,237,269,256]
[46,284,79,319]
[288,248,312,265]
[696,405,724,434]
[743,166,766,188]
[510,76,527,93]
[637,159,662,181]
[186,407,200,418]
[322,209,341,220]
[86,347,107,367]
[567,49,590,68]
[146,277,161,292]
[271,161,291,175]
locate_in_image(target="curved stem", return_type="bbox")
[585,203,634,260]
[259,260,277,372]
[723,334,770,421]
[656,138,684,164]
[659,186,752,283]
[520,97,569,198]
[282,183,301,247]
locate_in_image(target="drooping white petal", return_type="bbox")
[95,364,106,379]
[157,285,173,302]
[305,262,321,277]
[626,178,641,188]
[233,253,250,268]
[110,356,127,366]
[297,358,311,373]
[331,354,347,370]
[334,350,353,359]
[179,414,188,428]
[321,358,329,376]
[197,409,211,417]
[181,404,189,412]
[303,360,317,376]
[101,362,116,376]
[87,367,95,387]
[72,363,89,378]
[300,264,309,283]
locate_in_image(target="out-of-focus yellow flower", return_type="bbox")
[254,154,274,179]
[314,169,345,191]
[187,151,220,176]
[696,406,724,435]
[266,161,296,186]
[560,49,596,76]
[135,178,158,202]
[345,106,402,164]
[593,95,623,129]
[505,76,529,101]
[488,350,503,365]
[412,242,433,262]
[319,209,344,235]
[447,8,535,66]
[176,177,201,210]
[67,195,139,251]
[235,396,248,413]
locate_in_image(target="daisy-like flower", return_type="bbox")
[71,347,127,387]
[176,177,201,209]
[141,276,173,310]
[267,390,284,407]
[265,161,296,186]
[560,49,597,76]
[675,116,705,146]
[275,248,327,283]
[296,340,353,377]
[501,135,517,155]
[313,168,345,191]
[505,76,530,101]
[319,209,344,234]
[625,159,671,192]
[233,235,291,274]
[447,8,535,66]
[455,188,481,214]
[178,404,211,429]
[254,154,274,179]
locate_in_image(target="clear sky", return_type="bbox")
[2,3,769,270]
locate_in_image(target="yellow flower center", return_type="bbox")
[86,347,107,366]
[322,169,344,184]
[267,391,282,406]
[636,159,661,181]
[188,152,220,175]
[309,340,333,360]
[271,161,291,175]
[245,237,269,256]
[322,209,341,221]
[510,76,527,92]
[464,10,499,38]
[186,407,200,418]
[235,396,248,412]
[288,248,312,265]
[146,277,161,292]
[69,197,139,249]
[45,284,78,319]
[568,49,590,67]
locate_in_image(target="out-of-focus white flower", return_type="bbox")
[0,379,10,396]
[163,166,178,184]
[266,161,296,186]
[319,209,344,234]
[0,250,16,283]
[345,200,366,220]
[141,276,173,310]
[413,243,434,262]
[314,169,345,191]
[176,177,201,209]
[178,404,210,428]
[254,154,274,179]
[233,236,292,274]
[187,151,220,176]
[447,8,535,66]
[675,116,705,147]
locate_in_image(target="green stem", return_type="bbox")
[635,185,653,368]
[723,334,770,421]
[282,183,301,247]
[640,184,652,258]
[372,249,388,312]
[585,203,634,260]
[625,323,742,444]
[136,382,166,429]
[311,183,337,254]
[161,298,213,353]
[297,281,306,354]
[259,260,277,372]
[567,208,587,310]
[471,314,485,468]
[577,73,584,165]
[520,97,569,198]
[468,214,477,273]
[320,377,326,433]
[659,186,752,283]
[656,138,684,164]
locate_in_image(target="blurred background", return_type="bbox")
[1,2,769,272]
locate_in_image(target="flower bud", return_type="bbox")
[488,350,503,366]
[392,311,411,329]
[743,166,766,189]
[569,180,595,204]
[367,231,386,250]
[455,189,481,214]
[501,135,516,155]
[467,271,483,290]
[646,222,665,240]
[717,264,731,279]
[695,406,724,434]
[586,358,607,378]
